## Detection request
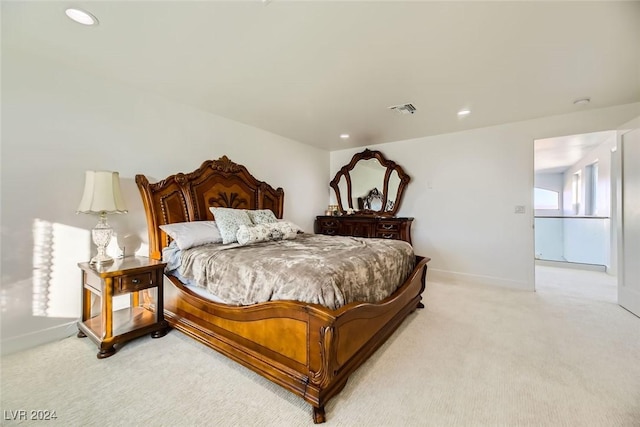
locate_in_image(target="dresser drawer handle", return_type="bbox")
[382,233,394,239]
[131,278,141,284]
[381,224,394,230]
[326,221,336,227]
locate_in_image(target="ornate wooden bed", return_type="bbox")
[135,156,429,423]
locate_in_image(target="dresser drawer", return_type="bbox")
[342,221,374,238]
[315,215,412,243]
[375,231,401,240]
[317,218,339,229]
[377,221,400,232]
[316,217,340,236]
[116,272,154,294]
[321,228,338,236]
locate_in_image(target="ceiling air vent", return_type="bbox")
[388,103,417,115]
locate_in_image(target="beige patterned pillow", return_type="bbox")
[247,209,278,224]
[236,222,297,246]
[209,207,253,244]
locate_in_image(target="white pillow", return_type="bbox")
[236,222,298,246]
[209,207,253,244]
[159,221,222,250]
[247,209,278,224]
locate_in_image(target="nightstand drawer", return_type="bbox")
[85,272,103,293]
[116,272,154,294]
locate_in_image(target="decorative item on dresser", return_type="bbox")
[318,149,414,243]
[315,215,414,244]
[135,155,429,423]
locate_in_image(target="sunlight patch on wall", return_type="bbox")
[32,219,90,318]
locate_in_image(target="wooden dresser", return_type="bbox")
[315,216,413,244]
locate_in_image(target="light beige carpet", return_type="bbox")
[2,270,639,426]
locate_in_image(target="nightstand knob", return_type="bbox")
[132,278,141,284]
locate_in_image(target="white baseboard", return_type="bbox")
[535,259,607,272]
[1,321,78,356]
[428,268,533,291]
[619,286,640,318]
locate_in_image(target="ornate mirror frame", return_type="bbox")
[330,149,410,217]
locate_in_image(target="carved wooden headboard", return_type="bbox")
[135,156,284,260]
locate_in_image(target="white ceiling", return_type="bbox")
[534,130,616,174]
[3,1,639,151]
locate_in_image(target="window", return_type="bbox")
[572,171,581,215]
[534,187,560,210]
[585,162,598,215]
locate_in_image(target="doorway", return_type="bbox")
[533,131,618,303]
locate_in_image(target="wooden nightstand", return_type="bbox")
[77,256,168,359]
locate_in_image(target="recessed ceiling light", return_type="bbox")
[65,8,98,26]
[340,134,350,139]
[457,108,471,117]
[573,97,591,106]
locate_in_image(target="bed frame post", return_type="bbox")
[135,174,163,260]
[313,406,326,424]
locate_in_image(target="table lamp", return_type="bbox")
[77,170,128,266]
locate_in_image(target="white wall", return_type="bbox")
[331,103,640,290]
[1,48,329,354]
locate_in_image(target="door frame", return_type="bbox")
[532,133,619,296]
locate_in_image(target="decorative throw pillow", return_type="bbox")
[159,221,222,250]
[278,220,304,234]
[247,209,278,224]
[236,222,297,246]
[209,207,253,244]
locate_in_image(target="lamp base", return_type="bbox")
[91,213,114,267]
[90,253,114,266]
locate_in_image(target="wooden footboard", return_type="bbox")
[163,255,429,423]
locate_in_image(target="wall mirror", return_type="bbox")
[330,149,410,217]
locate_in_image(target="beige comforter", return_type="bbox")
[178,233,415,310]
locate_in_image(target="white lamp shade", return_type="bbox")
[77,170,128,214]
